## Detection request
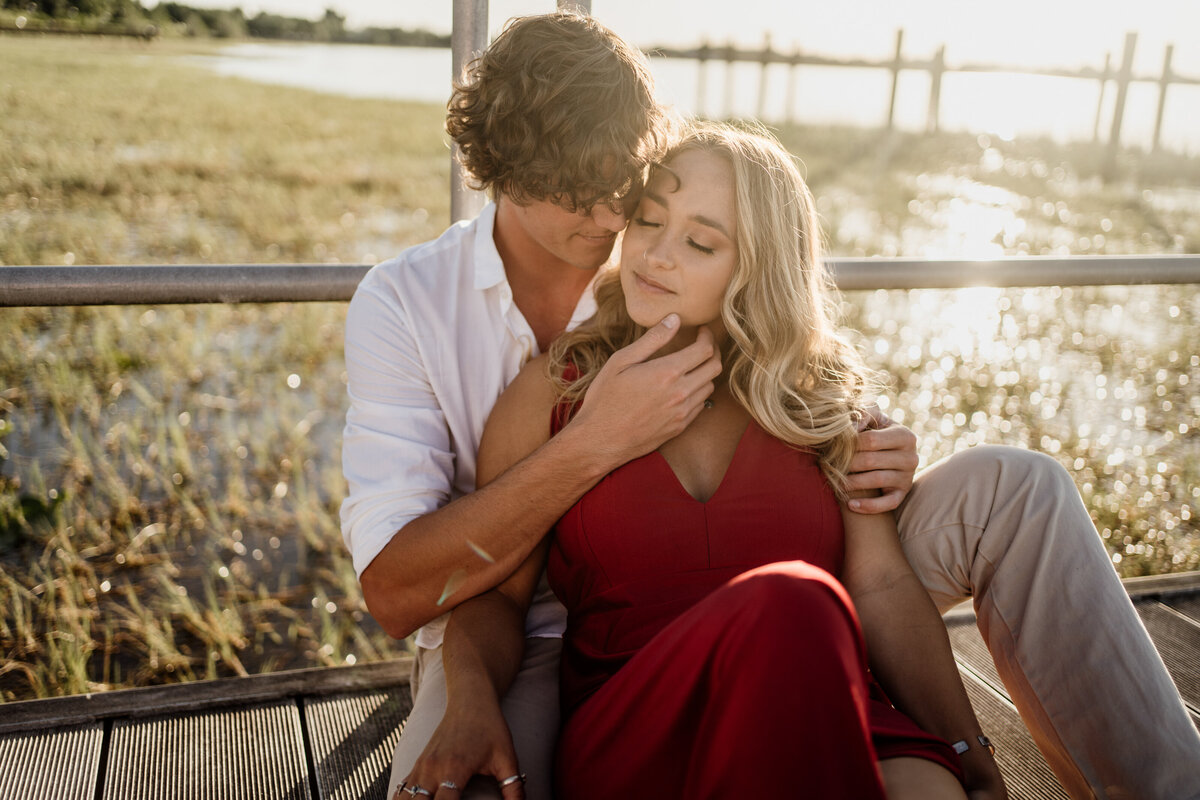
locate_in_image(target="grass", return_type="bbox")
[1,34,1198,701]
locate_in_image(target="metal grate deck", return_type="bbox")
[1,574,1197,799]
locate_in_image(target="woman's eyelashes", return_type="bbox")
[688,239,715,255]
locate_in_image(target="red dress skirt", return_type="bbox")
[546,411,961,799]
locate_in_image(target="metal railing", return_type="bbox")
[4,255,1199,307]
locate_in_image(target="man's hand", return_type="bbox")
[402,698,524,800]
[844,405,918,514]
[568,314,722,468]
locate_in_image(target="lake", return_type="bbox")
[184,41,1200,153]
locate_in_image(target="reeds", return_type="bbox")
[1,35,1197,702]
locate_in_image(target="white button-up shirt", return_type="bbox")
[340,203,598,649]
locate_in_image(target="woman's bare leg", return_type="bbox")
[879,757,967,800]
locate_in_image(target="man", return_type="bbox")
[341,12,1200,800]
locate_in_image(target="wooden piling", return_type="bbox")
[757,33,772,120]
[927,45,945,133]
[886,29,904,131]
[1108,32,1137,152]
[1093,52,1110,144]
[1153,44,1174,152]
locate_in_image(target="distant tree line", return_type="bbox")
[1,1,450,45]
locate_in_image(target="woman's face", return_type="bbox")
[620,148,738,331]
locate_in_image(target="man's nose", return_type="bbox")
[591,202,627,232]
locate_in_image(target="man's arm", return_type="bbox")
[844,405,919,514]
[356,314,721,639]
[398,372,558,797]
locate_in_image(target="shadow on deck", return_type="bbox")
[4,572,1199,799]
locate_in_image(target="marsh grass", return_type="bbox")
[1,35,1198,701]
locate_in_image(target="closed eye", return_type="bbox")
[688,239,715,255]
[633,216,662,228]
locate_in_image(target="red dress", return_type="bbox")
[547,409,961,799]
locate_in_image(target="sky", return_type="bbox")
[183,0,1200,75]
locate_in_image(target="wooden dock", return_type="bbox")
[3,572,1198,799]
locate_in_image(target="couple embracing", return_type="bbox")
[340,12,1200,800]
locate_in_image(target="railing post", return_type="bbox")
[1152,44,1174,153]
[450,0,489,223]
[886,29,904,132]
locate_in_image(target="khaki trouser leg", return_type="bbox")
[386,637,561,800]
[897,445,1200,800]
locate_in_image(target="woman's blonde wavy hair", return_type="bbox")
[548,121,876,497]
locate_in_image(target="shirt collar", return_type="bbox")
[472,202,506,291]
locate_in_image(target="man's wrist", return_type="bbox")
[548,416,628,482]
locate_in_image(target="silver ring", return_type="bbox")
[407,786,432,797]
[439,781,460,790]
[498,773,527,788]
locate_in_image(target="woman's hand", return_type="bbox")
[401,697,525,800]
[845,405,919,513]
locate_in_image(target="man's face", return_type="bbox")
[503,194,630,272]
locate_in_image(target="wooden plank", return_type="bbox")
[957,666,1068,800]
[305,689,411,800]
[0,657,413,735]
[0,722,103,800]
[102,702,312,800]
[1134,600,1200,715]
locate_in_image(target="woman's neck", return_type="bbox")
[652,321,729,359]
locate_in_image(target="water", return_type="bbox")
[184,42,1200,153]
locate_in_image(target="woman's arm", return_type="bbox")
[401,357,559,797]
[840,496,1007,798]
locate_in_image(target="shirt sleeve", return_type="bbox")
[339,268,456,578]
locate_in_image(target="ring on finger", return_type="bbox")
[407,785,432,797]
[498,773,527,788]
[439,780,460,791]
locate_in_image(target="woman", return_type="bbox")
[401,122,1008,799]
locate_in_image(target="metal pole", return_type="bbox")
[7,256,1200,307]
[450,0,488,223]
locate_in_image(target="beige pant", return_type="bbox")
[388,445,1200,800]
[896,446,1200,800]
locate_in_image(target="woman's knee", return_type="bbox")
[723,562,860,642]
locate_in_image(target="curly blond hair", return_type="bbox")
[446,11,671,210]
[548,122,876,496]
